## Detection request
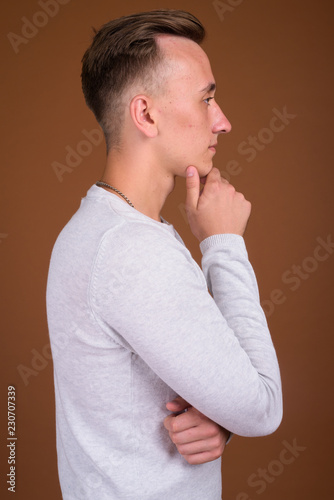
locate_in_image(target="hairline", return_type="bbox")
[109,33,203,150]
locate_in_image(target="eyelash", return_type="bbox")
[204,97,214,105]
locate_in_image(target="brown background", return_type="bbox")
[1,0,333,499]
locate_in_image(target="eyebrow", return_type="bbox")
[200,82,216,94]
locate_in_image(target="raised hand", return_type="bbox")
[185,166,251,242]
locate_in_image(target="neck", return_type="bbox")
[100,148,175,222]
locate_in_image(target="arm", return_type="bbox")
[186,166,282,412]
[91,169,282,436]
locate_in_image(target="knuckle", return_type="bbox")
[219,441,226,455]
[211,422,220,434]
[168,431,175,443]
[211,432,220,443]
[211,179,221,191]
[170,420,178,433]
[176,443,186,454]
[171,433,181,445]
[213,434,223,448]
[206,425,219,439]
[185,455,196,465]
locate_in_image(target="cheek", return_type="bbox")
[162,105,209,148]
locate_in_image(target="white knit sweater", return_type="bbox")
[46,184,282,500]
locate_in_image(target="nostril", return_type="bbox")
[222,123,232,134]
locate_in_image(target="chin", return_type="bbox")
[180,161,213,179]
[197,163,213,178]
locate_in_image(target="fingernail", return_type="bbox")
[187,167,194,177]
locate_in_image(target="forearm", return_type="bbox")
[200,234,282,434]
[202,234,280,375]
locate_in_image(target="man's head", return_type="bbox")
[147,34,231,178]
[81,10,205,152]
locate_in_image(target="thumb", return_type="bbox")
[185,166,200,211]
[166,396,191,413]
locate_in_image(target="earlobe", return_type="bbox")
[130,95,158,138]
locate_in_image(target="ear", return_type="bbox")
[129,95,158,138]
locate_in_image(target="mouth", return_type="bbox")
[209,144,217,153]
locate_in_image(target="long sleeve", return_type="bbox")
[90,223,282,437]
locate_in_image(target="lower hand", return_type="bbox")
[163,396,230,465]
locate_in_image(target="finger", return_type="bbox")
[163,414,173,431]
[164,410,196,434]
[174,435,222,455]
[167,408,204,433]
[200,167,224,195]
[185,166,200,210]
[169,417,221,444]
[182,450,223,465]
[169,426,214,445]
[204,167,221,182]
[166,396,191,413]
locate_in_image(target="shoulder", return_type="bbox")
[97,219,186,266]
[92,218,205,291]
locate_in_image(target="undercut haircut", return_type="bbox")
[81,10,205,152]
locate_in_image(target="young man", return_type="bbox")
[46,10,282,500]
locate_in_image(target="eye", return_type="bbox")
[204,97,214,105]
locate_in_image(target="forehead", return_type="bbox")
[156,35,215,93]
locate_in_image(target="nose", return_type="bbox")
[212,103,232,134]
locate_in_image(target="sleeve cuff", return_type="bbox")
[200,234,247,256]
